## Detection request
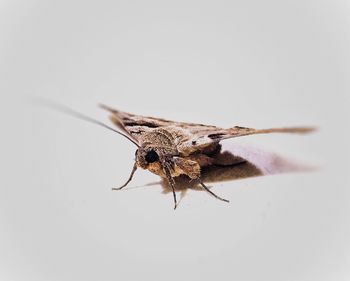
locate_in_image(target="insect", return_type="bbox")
[99,105,314,209]
[46,101,314,209]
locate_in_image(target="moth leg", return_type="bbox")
[199,181,229,203]
[163,163,178,210]
[112,163,137,190]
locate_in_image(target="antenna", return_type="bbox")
[34,98,140,147]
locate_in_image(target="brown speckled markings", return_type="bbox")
[100,104,314,209]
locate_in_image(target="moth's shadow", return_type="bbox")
[128,145,313,207]
[155,145,313,203]
[159,155,261,202]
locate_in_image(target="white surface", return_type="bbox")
[1,1,350,281]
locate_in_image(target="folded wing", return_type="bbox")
[100,105,314,155]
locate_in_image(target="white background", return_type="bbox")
[1,1,349,280]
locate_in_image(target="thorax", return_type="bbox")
[140,128,178,153]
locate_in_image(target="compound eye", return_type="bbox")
[145,150,159,163]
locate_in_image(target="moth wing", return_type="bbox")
[177,126,315,156]
[100,105,314,153]
[100,105,220,144]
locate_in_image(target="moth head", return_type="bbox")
[135,146,161,170]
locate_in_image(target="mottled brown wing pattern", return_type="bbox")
[177,126,314,155]
[100,104,221,147]
[100,104,179,143]
[100,105,314,155]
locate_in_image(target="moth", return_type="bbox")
[99,105,313,209]
[49,102,314,209]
